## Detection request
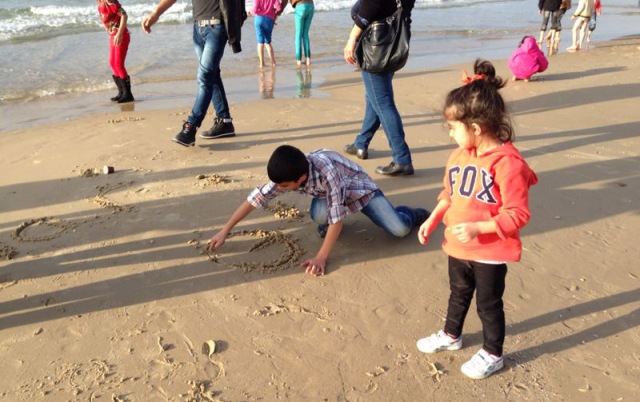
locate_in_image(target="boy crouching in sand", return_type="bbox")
[207,145,429,276]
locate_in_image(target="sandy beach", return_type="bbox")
[1,34,639,401]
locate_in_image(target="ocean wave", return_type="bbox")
[0,0,502,42]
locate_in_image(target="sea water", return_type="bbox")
[0,0,637,130]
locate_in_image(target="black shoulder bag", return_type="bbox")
[355,0,411,74]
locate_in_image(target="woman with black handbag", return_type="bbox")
[343,0,415,176]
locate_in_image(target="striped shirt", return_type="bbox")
[247,149,379,224]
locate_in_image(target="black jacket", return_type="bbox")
[351,0,415,29]
[539,0,561,11]
[221,0,247,53]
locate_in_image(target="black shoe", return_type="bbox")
[375,162,414,176]
[199,117,236,139]
[172,122,197,147]
[316,224,328,239]
[343,144,368,160]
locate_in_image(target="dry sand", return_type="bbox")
[1,36,639,401]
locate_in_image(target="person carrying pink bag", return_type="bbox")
[508,36,549,82]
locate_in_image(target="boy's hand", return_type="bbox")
[450,223,480,244]
[301,256,326,277]
[207,231,228,251]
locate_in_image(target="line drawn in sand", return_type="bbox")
[88,181,137,213]
[189,229,305,274]
[0,242,18,259]
[12,217,78,242]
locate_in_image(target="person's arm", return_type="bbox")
[114,10,127,46]
[142,0,177,34]
[418,199,450,245]
[449,220,498,244]
[451,156,535,244]
[301,220,343,276]
[207,200,256,251]
[277,0,288,16]
[343,24,363,66]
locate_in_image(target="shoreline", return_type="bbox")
[3,0,639,132]
[1,34,639,401]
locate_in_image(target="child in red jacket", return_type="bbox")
[508,36,549,82]
[416,59,538,380]
[97,0,134,103]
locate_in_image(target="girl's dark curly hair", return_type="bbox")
[444,59,514,142]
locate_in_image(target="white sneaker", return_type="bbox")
[416,330,462,354]
[461,349,504,379]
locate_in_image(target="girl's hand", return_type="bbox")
[418,219,436,245]
[450,223,480,243]
[114,31,122,46]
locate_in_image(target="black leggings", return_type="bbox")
[444,256,508,356]
[540,10,559,31]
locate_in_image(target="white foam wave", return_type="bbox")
[0,1,191,41]
[1,0,496,41]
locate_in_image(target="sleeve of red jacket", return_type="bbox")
[491,156,537,239]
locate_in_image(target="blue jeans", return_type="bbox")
[254,15,274,44]
[309,190,426,238]
[353,70,412,165]
[189,23,230,128]
[294,3,314,61]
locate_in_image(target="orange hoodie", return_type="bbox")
[439,142,538,262]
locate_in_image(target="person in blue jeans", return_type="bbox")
[342,0,415,176]
[207,145,429,276]
[288,0,314,67]
[142,0,247,147]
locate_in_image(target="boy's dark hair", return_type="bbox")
[267,145,309,183]
[444,58,514,143]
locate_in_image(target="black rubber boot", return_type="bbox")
[110,75,123,102]
[117,76,134,103]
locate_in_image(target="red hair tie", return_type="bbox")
[461,70,487,84]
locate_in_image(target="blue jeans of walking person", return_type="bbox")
[353,70,412,166]
[309,190,427,238]
[188,23,231,128]
[294,3,314,62]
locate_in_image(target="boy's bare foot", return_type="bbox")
[566,46,579,52]
[296,60,302,68]
[306,58,311,67]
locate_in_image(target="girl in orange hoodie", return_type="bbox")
[416,59,538,380]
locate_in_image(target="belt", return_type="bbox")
[196,19,221,27]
